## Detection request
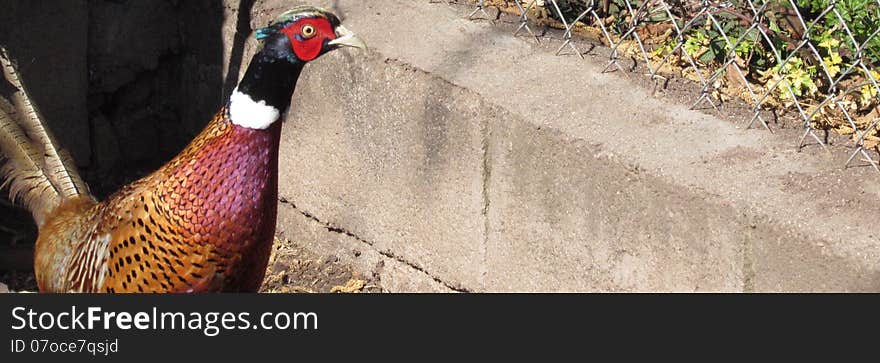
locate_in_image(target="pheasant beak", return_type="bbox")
[328,25,366,50]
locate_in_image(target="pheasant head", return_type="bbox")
[231,6,366,130]
[255,6,366,62]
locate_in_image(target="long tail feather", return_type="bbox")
[1,48,88,198]
[0,47,90,226]
[0,97,59,225]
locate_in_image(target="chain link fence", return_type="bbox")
[464,0,880,171]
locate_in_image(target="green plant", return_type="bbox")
[861,70,880,105]
[797,0,880,65]
[760,56,819,99]
[536,0,878,109]
[817,32,843,79]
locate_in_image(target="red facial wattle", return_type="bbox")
[280,18,336,62]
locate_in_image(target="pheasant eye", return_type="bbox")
[301,25,316,38]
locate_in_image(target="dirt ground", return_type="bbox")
[260,237,383,293]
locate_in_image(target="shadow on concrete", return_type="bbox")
[223,0,256,98]
[415,26,490,189]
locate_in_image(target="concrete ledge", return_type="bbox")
[265,0,880,291]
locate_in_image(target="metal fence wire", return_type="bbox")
[464,0,880,171]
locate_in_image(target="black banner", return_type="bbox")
[1,294,877,360]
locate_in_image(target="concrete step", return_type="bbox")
[257,0,880,291]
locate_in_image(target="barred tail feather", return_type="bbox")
[0,97,59,225]
[0,47,89,226]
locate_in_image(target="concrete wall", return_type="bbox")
[267,0,880,292]
[276,52,749,291]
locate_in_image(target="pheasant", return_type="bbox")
[0,6,365,292]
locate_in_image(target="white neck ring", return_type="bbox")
[228,88,281,129]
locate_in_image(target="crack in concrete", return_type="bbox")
[742,221,756,293]
[480,110,492,287]
[277,197,472,293]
